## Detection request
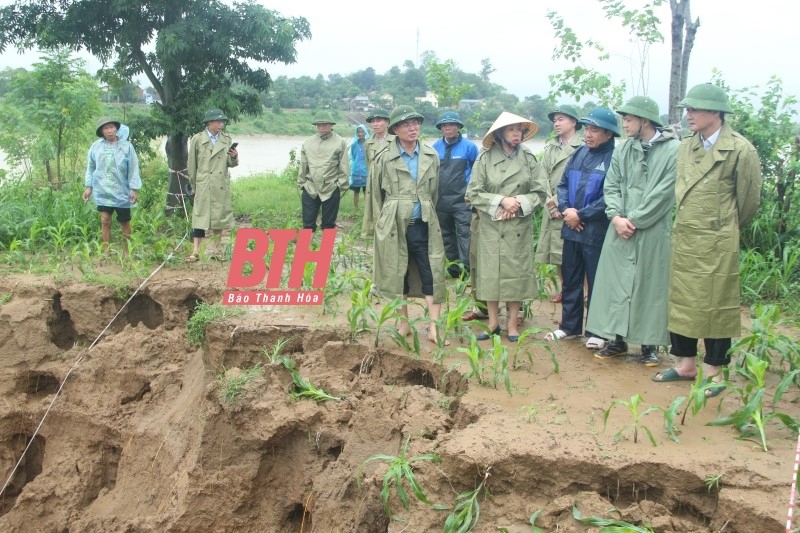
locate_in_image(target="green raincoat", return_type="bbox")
[363,140,446,303]
[585,128,680,345]
[668,123,762,339]
[298,132,349,201]
[534,134,584,265]
[188,130,238,230]
[465,144,545,301]
[365,133,395,181]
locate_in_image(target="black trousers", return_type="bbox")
[403,221,434,296]
[560,239,602,336]
[669,332,732,367]
[438,207,472,277]
[301,188,340,231]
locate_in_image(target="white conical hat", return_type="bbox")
[482,111,539,149]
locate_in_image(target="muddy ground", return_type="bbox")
[0,261,797,532]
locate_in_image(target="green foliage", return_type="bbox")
[572,505,654,532]
[708,352,799,451]
[733,304,800,381]
[662,396,686,443]
[217,364,263,404]
[356,436,441,517]
[443,468,490,533]
[186,302,244,346]
[423,54,473,109]
[0,50,100,185]
[0,293,12,305]
[273,354,340,402]
[603,394,661,446]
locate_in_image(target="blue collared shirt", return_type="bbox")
[207,129,219,145]
[398,140,421,219]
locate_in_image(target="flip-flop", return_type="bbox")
[585,337,606,350]
[550,292,563,303]
[186,253,199,263]
[544,329,579,341]
[651,368,696,382]
[704,378,726,398]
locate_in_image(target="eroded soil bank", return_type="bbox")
[0,271,795,532]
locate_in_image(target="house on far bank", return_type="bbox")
[458,99,483,111]
[414,91,438,108]
[376,93,394,107]
[350,95,370,111]
[144,87,162,105]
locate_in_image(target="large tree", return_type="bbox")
[0,0,310,211]
[668,0,700,124]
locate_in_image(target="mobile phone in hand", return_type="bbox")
[229,142,238,151]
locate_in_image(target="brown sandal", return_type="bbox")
[186,253,199,263]
[551,292,563,303]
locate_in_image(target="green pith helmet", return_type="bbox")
[366,108,390,122]
[678,83,733,113]
[203,108,228,123]
[616,96,663,127]
[95,117,121,137]
[311,111,336,125]
[387,105,424,134]
[579,107,620,137]
[547,105,582,130]
[435,110,464,130]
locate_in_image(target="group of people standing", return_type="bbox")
[357,83,761,396]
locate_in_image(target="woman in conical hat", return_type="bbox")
[466,112,546,342]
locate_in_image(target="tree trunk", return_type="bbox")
[668,0,700,125]
[165,133,190,215]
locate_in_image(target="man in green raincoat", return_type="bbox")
[364,109,395,179]
[585,96,680,366]
[363,106,446,344]
[187,108,238,261]
[298,111,349,231]
[652,83,761,395]
[534,105,584,303]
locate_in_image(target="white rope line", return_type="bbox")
[787,431,800,532]
[1,169,193,499]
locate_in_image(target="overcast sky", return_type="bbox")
[1,0,797,113]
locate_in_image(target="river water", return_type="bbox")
[1,135,547,180]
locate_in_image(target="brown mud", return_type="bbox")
[0,265,796,532]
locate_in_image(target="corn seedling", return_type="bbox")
[705,472,724,493]
[261,338,291,364]
[518,405,540,424]
[347,279,375,341]
[681,369,711,426]
[356,436,441,517]
[277,356,341,402]
[662,396,686,443]
[456,332,487,385]
[186,302,245,346]
[511,326,558,372]
[708,352,799,451]
[572,505,654,532]
[733,304,800,386]
[443,467,490,533]
[216,364,264,404]
[429,297,473,364]
[487,335,512,395]
[602,394,661,446]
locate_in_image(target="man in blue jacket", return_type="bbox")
[432,111,478,279]
[546,108,618,348]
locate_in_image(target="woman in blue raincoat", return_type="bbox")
[348,124,369,208]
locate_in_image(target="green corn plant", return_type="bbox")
[733,304,800,385]
[456,332,487,385]
[487,335,512,395]
[356,436,441,517]
[277,355,341,402]
[602,394,661,446]
[261,338,291,364]
[429,297,472,364]
[347,279,375,341]
[572,505,654,532]
[443,467,490,533]
[662,396,686,443]
[681,369,710,425]
[322,269,360,315]
[511,326,559,373]
[708,352,800,451]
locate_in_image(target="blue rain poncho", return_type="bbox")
[348,124,369,188]
[84,124,141,208]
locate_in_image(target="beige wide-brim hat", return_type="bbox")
[482,112,539,149]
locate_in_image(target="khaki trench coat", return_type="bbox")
[188,131,238,230]
[534,134,584,265]
[298,132,349,201]
[363,140,446,303]
[668,123,762,339]
[585,129,680,345]
[365,134,395,181]
[466,144,545,301]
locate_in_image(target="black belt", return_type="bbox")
[408,218,424,225]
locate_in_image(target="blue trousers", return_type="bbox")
[560,239,602,336]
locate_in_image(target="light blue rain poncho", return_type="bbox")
[84,124,141,208]
[348,124,369,188]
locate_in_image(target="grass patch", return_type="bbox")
[0,293,12,305]
[216,364,264,404]
[186,302,245,346]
